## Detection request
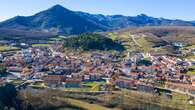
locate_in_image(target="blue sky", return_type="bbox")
[0,0,195,21]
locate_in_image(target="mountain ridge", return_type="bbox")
[0,5,106,35]
[0,4,194,36]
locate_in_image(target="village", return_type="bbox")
[0,41,195,103]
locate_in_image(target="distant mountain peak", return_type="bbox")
[51,4,65,9]
[48,4,70,12]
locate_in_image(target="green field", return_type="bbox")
[187,71,195,75]
[185,45,195,49]
[107,32,139,52]
[82,81,105,91]
[136,37,153,52]
[106,32,167,53]
[25,86,195,110]
[63,81,106,92]
[187,55,195,59]
[11,79,25,86]
[187,65,195,75]
[172,92,195,110]
[32,44,50,47]
[82,82,104,87]
[29,82,46,89]
[0,45,18,52]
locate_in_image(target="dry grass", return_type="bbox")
[60,98,120,110]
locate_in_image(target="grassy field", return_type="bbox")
[185,45,195,49]
[187,71,195,75]
[187,65,195,75]
[113,89,195,110]
[187,55,195,59]
[107,32,141,52]
[63,81,105,92]
[59,98,120,110]
[0,45,18,52]
[29,82,46,89]
[82,82,97,87]
[25,86,195,110]
[63,88,91,92]
[106,31,168,53]
[82,81,105,91]
[136,37,153,52]
[32,44,51,47]
[11,79,25,86]
[172,92,195,110]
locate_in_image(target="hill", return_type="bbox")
[63,33,125,51]
[122,26,195,44]
[0,5,195,37]
[105,26,195,53]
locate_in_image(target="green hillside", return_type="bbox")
[106,31,167,53]
[105,26,195,53]
[63,33,125,51]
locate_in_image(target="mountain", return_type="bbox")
[0,5,194,36]
[76,12,194,29]
[0,5,106,35]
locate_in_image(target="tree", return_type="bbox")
[0,84,20,110]
[0,66,7,77]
